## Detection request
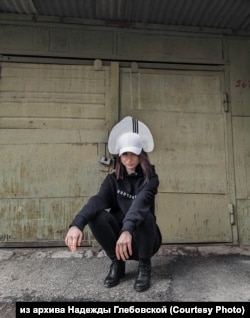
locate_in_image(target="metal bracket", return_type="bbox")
[94,59,103,70]
[223,92,230,112]
[131,62,139,73]
[228,203,235,225]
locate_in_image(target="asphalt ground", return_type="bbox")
[0,245,250,317]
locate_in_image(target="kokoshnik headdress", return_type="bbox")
[108,116,154,156]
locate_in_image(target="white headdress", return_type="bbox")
[108,116,154,156]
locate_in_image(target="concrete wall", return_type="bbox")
[229,38,250,245]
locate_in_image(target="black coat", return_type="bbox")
[70,165,159,234]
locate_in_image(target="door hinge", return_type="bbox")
[223,92,229,112]
[228,203,235,225]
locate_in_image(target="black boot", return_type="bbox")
[104,260,125,288]
[134,259,151,292]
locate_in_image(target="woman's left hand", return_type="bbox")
[116,231,132,261]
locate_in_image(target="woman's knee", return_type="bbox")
[89,210,121,234]
[88,210,108,229]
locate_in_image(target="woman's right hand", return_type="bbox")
[65,226,82,252]
[115,231,132,261]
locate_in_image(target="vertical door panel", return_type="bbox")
[0,62,110,245]
[120,68,233,243]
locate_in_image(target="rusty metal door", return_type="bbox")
[120,66,235,244]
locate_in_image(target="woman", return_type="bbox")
[65,116,162,292]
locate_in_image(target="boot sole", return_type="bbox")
[103,272,125,288]
[134,283,150,292]
[104,280,120,288]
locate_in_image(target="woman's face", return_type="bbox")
[120,152,140,174]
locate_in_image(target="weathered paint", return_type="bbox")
[120,68,232,243]
[229,38,250,245]
[0,22,223,63]
[236,200,250,245]
[0,19,249,245]
[0,61,111,245]
[0,197,94,243]
[155,193,231,243]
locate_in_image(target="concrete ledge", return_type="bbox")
[158,244,250,257]
[0,244,250,261]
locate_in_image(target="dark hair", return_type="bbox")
[114,150,153,183]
